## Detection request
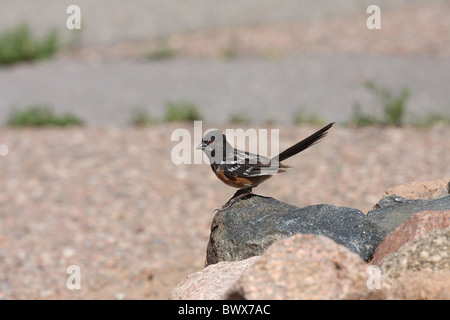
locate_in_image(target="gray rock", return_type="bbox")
[206,195,384,264]
[367,195,450,236]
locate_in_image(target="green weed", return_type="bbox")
[293,109,327,126]
[364,81,410,127]
[7,105,83,127]
[165,100,202,122]
[0,24,59,65]
[130,108,158,126]
[228,113,250,124]
[145,43,177,61]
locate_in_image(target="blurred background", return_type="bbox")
[0,0,449,125]
[0,0,449,300]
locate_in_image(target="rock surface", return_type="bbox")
[381,228,450,285]
[367,195,450,236]
[171,229,450,300]
[169,257,259,300]
[382,178,449,200]
[370,210,450,265]
[225,234,385,300]
[206,195,384,265]
[380,227,450,299]
[172,179,450,300]
[387,270,450,300]
[171,234,386,300]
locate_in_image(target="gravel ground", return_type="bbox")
[1,0,450,300]
[0,124,449,299]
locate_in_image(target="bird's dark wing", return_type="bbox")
[221,150,280,178]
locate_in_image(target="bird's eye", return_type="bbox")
[211,136,215,142]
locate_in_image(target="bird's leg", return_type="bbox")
[214,187,253,213]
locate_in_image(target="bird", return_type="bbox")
[197,122,334,211]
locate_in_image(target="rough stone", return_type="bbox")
[387,270,450,300]
[383,178,450,200]
[225,234,386,300]
[381,228,450,285]
[169,256,259,300]
[367,195,450,236]
[370,210,450,265]
[206,195,384,265]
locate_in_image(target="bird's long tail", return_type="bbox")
[274,122,334,162]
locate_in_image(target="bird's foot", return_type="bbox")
[214,188,253,213]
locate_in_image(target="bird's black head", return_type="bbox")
[197,130,223,152]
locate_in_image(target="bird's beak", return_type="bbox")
[196,142,206,150]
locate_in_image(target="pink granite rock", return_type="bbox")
[370,210,450,265]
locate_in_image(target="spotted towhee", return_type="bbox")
[197,122,334,211]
